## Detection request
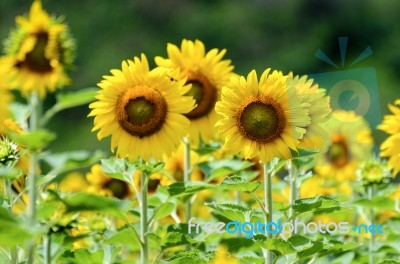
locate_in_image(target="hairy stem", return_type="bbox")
[140,171,149,264]
[263,162,273,264]
[183,137,191,222]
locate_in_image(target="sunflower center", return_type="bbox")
[237,97,286,143]
[148,178,161,193]
[328,135,349,167]
[17,33,52,73]
[105,179,129,199]
[116,87,168,138]
[184,72,217,120]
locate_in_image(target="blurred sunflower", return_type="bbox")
[287,73,331,151]
[379,100,400,175]
[164,143,205,182]
[215,69,310,163]
[0,85,13,133]
[86,164,133,199]
[155,39,234,145]
[58,172,89,193]
[134,172,172,195]
[299,176,352,199]
[89,54,195,161]
[0,0,75,99]
[315,110,373,182]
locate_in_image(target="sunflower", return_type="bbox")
[155,39,234,145]
[89,54,195,161]
[164,143,205,182]
[86,164,133,199]
[215,69,311,163]
[287,73,331,151]
[315,110,373,181]
[0,0,75,98]
[379,100,400,175]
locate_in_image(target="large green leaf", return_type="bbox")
[378,260,400,264]
[41,88,98,125]
[352,196,395,210]
[8,129,55,151]
[61,193,131,219]
[167,250,209,264]
[219,175,260,193]
[205,202,252,223]
[198,159,254,182]
[290,196,342,217]
[105,227,140,247]
[151,202,175,222]
[0,207,32,247]
[167,182,215,197]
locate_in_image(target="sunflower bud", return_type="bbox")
[357,159,390,185]
[0,137,19,166]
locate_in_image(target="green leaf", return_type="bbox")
[194,141,221,156]
[264,238,296,255]
[167,182,215,197]
[200,159,255,182]
[73,248,104,264]
[8,129,55,150]
[62,193,131,219]
[378,260,400,264]
[105,227,140,247]
[287,235,313,252]
[41,150,104,174]
[297,240,323,259]
[219,176,260,193]
[56,88,97,110]
[0,165,22,180]
[167,250,208,264]
[205,202,252,222]
[291,196,342,217]
[151,202,175,222]
[352,196,395,210]
[0,207,32,247]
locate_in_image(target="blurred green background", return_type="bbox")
[1,0,399,155]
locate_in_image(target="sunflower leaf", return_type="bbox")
[8,129,56,151]
[219,175,260,193]
[167,182,215,197]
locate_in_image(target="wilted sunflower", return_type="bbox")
[215,69,311,163]
[86,164,133,199]
[315,110,373,181]
[155,39,234,145]
[379,100,400,175]
[89,54,195,161]
[0,0,75,98]
[287,73,331,151]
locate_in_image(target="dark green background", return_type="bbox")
[1,0,399,154]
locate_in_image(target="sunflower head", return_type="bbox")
[86,164,133,199]
[357,159,390,185]
[215,69,311,163]
[155,39,234,145]
[89,54,195,161]
[287,73,331,152]
[0,137,19,166]
[315,110,374,181]
[1,0,75,98]
[379,100,400,175]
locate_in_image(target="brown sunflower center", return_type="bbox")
[104,179,130,199]
[237,97,286,143]
[116,87,168,138]
[184,72,217,120]
[148,178,161,193]
[328,135,349,168]
[16,32,52,73]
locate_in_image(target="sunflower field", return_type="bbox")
[1,1,400,264]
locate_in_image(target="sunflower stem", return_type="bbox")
[140,170,149,264]
[368,185,374,264]
[27,92,41,264]
[5,174,18,264]
[43,233,51,264]
[263,162,273,264]
[287,160,298,222]
[183,137,191,222]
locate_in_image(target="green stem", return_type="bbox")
[43,234,51,264]
[183,137,191,222]
[288,160,298,222]
[368,186,374,264]
[263,162,273,264]
[5,177,17,264]
[140,171,149,264]
[27,92,41,264]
